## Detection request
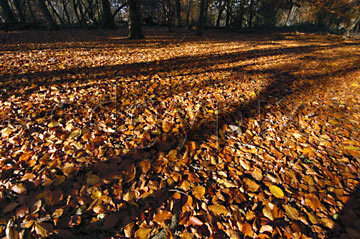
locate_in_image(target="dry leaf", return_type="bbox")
[193,185,206,200]
[243,178,259,192]
[208,204,230,216]
[153,210,172,226]
[135,226,153,239]
[284,205,300,220]
[269,185,284,199]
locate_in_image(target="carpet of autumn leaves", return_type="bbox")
[0,28,360,239]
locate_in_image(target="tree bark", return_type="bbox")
[248,0,254,28]
[225,0,231,28]
[102,0,115,28]
[37,0,58,29]
[175,0,181,27]
[216,1,225,27]
[128,0,144,39]
[196,0,205,35]
[204,0,208,28]
[236,0,244,29]
[27,0,37,23]
[13,0,26,23]
[47,0,66,25]
[166,0,173,32]
[186,0,191,28]
[0,0,17,23]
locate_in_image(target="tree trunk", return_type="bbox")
[37,0,58,29]
[196,0,205,35]
[248,0,254,28]
[203,0,208,28]
[236,0,244,29]
[166,0,173,32]
[13,0,26,23]
[128,0,144,39]
[186,0,191,28]
[47,0,66,25]
[61,0,71,24]
[102,0,115,28]
[77,0,88,26]
[0,0,17,23]
[216,1,225,27]
[225,0,231,28]
[175,0,181,27]
[27,0,37,23]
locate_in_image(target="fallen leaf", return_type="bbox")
[208,204,230,216]
[284,205,300,220]
[243,178,259,192]
[269,185,284,199]
[153,210,172,226]
[193,185,206,200]
[135,226,153,239]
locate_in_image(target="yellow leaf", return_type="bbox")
[193,186,205,200]
[162,120,172,133]
[269,185,284,199]
[135,227,153,239]
[217,178,236,188]
[69,129,81,139]
[181,232,194,239]
[48,121,60,128]
[344,146,360,151]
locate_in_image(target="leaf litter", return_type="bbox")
[0,29,360,238]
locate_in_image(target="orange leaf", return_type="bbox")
[208,204,230,216]
[153,210,172,226]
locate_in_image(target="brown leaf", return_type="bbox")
[193,185,206,200]
[243,178,259,192]
[86,174,100,186]
[252,167,263,181]
[15,205,29,218]
[320,217,335,229]
[208,204,230,216]
[187,216,204,226]
[153,210,172,226]
[304,193,320,211]
[284,205,299,220]
[31,200,42,214]
[34,223,53,237]
[12,183,27,194]
[259,225,273,234]
[239,222,254,237]
[124,222,135,238]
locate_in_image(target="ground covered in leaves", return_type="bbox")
[0,28,360,239]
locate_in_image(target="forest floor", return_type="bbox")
[0,28,360,239]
